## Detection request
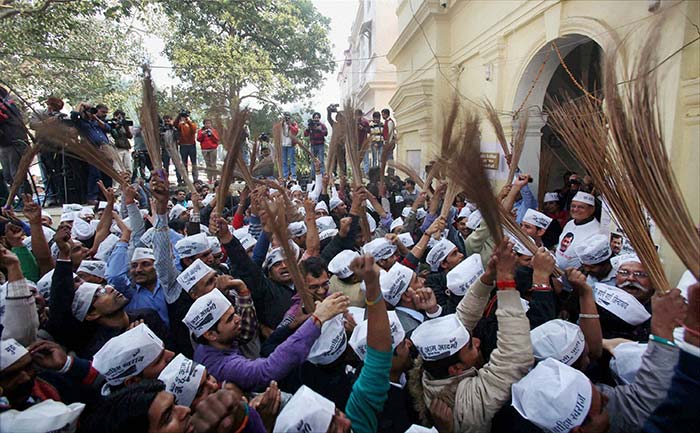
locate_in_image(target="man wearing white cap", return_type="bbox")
[543,191,569,229]
[556,191,602,269]
[363,237,399,271]
[76,259,107,284]
[425,237,465,315]
[174,232,215,271]
[512,288,685,433]
[381,262,442,335]
[186,288,348,391]
[520,208,552,248]
[408,239,533,433]
[328,249,366,306]
[329,194,348,221]
[575,233,616,287]
[315,200,330,217]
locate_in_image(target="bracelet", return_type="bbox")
[59,356,74,374]
[578,313,600,319]
[233,404,250,433]
[496,280,516,289]
[650,334,677,348]
[365,291,384,306]
[683,324,700,339]
[531,283,552,292]
[311,314,321,326]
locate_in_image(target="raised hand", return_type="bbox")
[191,388,246,433]
[651,288,687,340]
[314,292,350,323]
[97,180,115,205]
[0,245,20,267]
[21,194,41,225]
[29,340,68,371]
[430,397,454,433]
[425,215,446,237]
[349,254,380,287]
[214,216,233,244]
[248,381,281,432]
[531,247,555,281]
[413,287,438,313]
[494,238,516,283]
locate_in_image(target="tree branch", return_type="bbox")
[0,0,77,20]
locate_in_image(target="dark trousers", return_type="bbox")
[179,144,198,183]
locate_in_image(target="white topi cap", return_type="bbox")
[329,196,343,211]
[71,282,102,321]
[426,238,457,272]
[390,217,404,232]
[131,247,155,263]
[457,206,472,220]
[362,237,397,261]
[315,201,329,214]
[207,236,221,254]
[307,315,347,365]
[157,353,206,408]
[182,289,231,337]
[572,191,595,207]
[411,314,470,361]
[543,192,560,203]
[319,228,338,242]
[574,233,612,265]
[71,217,95,241]
[610,342,647,385]
[511,358,592,433]
[522,209,553,230]
[530,319,585,366]
[593,283,651,325]
[328,250,360,279]
[380,263,414,306]
[288,221,307,238]
[397,232,414,247]
[315,216,337,232]
[92,324,164,386]
[76,260,106,279]
[177,258,215,293]
[175,233,211,259]
[349,311,405,360]
[169,204,187,220]
[274,386,335,433]
[0,400,85,433]
[466,210,482,230]
[0,338,29,371]
[446,253,484,296]
[95,233,120,261]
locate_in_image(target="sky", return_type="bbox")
[145,0,359,114]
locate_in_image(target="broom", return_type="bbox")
[326,115,346,175]
[342,100,371,240]
[163,133,196,194]
[547,94,670,293]
[506,113,529,185]
[272,122,284,179]
[387,160,428,192]
[537,147,555,208]
[483,99,511,157]
[215,110,250,216]
[603,29,699,279]
[5,140,41,208]
[139,66,164,175]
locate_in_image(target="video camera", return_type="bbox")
[107,117,134,128]
[327,103,339,113]
[179,109,191,118]
[259,132,270,142]
[307,118,319,129]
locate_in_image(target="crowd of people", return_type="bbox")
[0,91,698,433]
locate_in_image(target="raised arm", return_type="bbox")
[21,195,53,276]
[150,175,183,303]
[303,198,320,257]
[566,268,603,360]
[0,246,38,345]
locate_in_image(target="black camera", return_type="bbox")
[179,109,190,117]
[206,129,212,137]
[327,103,339,113]
[307,118,319,129]
[259,132,270,142]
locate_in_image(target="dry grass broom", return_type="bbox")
[272,122,284,179]
[326,115,346,175]
[506,113,529,185]
[342,100,371,240]
[139,66,163,175]
[163,134,196,194]
[484,99,511,157]
[215,110,250,216]
[537,147,555,207]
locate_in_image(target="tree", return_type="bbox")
[154,0,334,111]
[0,0,145,106]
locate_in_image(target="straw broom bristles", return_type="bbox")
[441,102,503,244]
[484,99,511,157]
[6,140,41,207]
[139,66,163,173]
[327,115,346,175]
[506,113,529,185]
[249,139,259,172]
[163,137,196,194]
[272,122,284,179]
[547,94,670,293]
[342,100,364,187]
[102,144,126,173]
[216,109,250,216]
[387,160,427,192]
[537,147,555,207]
[603,31,699,279]
[252,156,275,178]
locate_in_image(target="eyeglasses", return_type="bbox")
[94,286,109,297]
[309,280,331,291]
[617,269,649,279]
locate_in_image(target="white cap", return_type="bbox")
[511,358,592,433]
[593,283,651,325]
[98,201,108,210]
[319,228,338,242]
[397,232,414,248]
[59,211,76,223]
[288,221,307,238]
[71,217,95,241]
[401,207,412,218]
[466,210,482,230]
[574,234,612,265]
[177,258,215,293]
[530,319,585,366]
[0,400,85,433]
[367,214,377,233]
[94,233,120,261]
[390,217,404,232]
[92,323,164,386]
[446,253,484,296]
[362,238,397,261]
[158,354,206,408]
[71,282,101,321]
[505,230,534,257]
[523,209,553,229]
[41,209,53,223]
[307,315,347,365]
[328,250,360,279]
[411,314,470,361]
[1,338,29,370]
[349,311,405,360]
[416,208,427,220]
[457,206,472,220]
[316,215,337,232]
[380,263,414,306]
[175,233,211,259]
[290,184,302,193]
[77,260,106,279]
[183,289,231,337]
[131,247,155,263]
[610,342,647,385]
[202,193,216,207]
[36,269,55,299]
[79,206,95,218]
[395,195,404,204]
[315,201,329,214]
[544,192,560,203]
[63,203,83,212]
[262,247,285,270]
[233,228,257,251]
[404,426,438,433]
[426,238,457,272]
[169,204,187,220]
[207,236,221,254]
[273,385,335,433]
[329,196,343,211]
[572,191,595,207]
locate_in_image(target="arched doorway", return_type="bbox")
[512,34,603,204]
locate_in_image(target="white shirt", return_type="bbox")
[555,218,603,269]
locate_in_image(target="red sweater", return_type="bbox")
[197,128,220,150]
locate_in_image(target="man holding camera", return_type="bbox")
[175,110,198,185]
[29,97,66,206]
[303,112,327,176]
[197,118,220,184]
[109,109,133,175]
[280,112,299,180]
[70,102,112,204]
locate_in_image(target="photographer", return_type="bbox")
[197,118,220,184]
[174,109,198,185]
[326,103,347,175]
[303,111,327,176]
[109,109,134,175]
[29,97,66,206]
[132,125,153,182]
[159,115,177,178]
[280,111,299,180]
[70,102,112,204]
